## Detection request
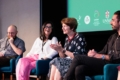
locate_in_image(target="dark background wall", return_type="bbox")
[41,0,67,46]
[41,0,115,52]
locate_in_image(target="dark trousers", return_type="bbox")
[0,56,16,67]
[64,55,109,80]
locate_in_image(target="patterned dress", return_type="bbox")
[49,33,86,78]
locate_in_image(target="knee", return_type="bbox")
[18,58,30,65]
[75,65,85,76]
[19,58,25,62]
[51,65,56,69]
[19,58,29,62]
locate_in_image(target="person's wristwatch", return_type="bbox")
[102,55,105,60]
[62,49,66,54]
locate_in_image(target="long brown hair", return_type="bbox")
[40,21,53,41]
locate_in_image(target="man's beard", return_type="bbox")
[7,35,16,39]
[111,25,118,31]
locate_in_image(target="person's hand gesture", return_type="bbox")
[88,49,96,57]
[50,42,63,53]
[8,37,14,43]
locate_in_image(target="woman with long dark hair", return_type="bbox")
[16,21,58,80]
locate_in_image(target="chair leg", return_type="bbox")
[10,74,13,80]
[2,73,4,80]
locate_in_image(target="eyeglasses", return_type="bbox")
[7,32,16,34]
[45,26,52,28]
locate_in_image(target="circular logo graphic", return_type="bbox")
[84,15,90,24]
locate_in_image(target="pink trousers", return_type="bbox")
[16,54,39,80]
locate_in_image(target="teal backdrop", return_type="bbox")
[67,0,120,32]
